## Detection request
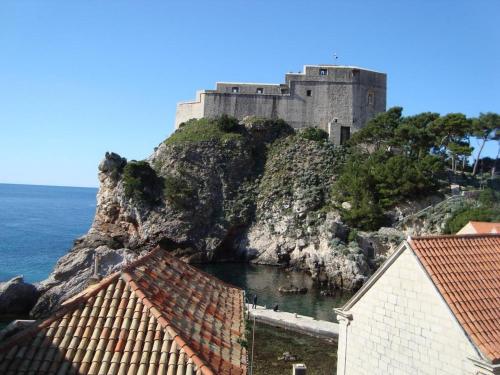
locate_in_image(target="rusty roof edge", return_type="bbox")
[122,268,217,375]
[408,242,497,363]
[409,233,500,241]
[162,251,245,291]
[0,270,124,353]
[0,248,161,353]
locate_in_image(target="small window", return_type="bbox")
[231,87,239,93]
[256,88,264,94]
[319,68,328,76]
[281,88,289,94]
[367,91,374,107]
[306,90,312,97]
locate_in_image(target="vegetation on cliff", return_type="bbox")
[333,107,499,230]
[123,160,164,204]
[165,115,245,145]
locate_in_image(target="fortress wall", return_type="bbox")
[352,71,387,131]
[175,92,205,128]
[174,66,387,143]
[215,83,283,95]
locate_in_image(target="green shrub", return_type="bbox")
[217,114,240,132]
[164,117,244,145]
[299,127,329,142]
[478,188,500,206]
[123,161,163,204]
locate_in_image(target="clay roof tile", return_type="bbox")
[0,247,246,374]
[409,234,500,364]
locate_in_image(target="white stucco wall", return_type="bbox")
[337,247,482,375]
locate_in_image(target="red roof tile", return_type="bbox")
[409,234,500,364]
[0,247,247,374]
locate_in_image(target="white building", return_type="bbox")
[335,234,500,375]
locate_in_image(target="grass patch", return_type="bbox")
[250,322,337,375]
[165,116,244,145]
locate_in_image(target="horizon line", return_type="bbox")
[0,182,98,189]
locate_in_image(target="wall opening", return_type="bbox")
[319,68,328,76]
[340,126,351,145]
[306,90,312,97]
[256,88,264,94]
[231,87,239,93]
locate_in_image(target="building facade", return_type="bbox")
[175,65,387,144]
[335,234,500,375]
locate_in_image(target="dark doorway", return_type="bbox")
[340,126,351,145]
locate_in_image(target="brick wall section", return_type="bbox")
[340,248,480,375]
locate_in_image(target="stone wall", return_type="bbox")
[337,246,481,375]
[175,66,387,144]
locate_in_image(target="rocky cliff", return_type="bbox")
[19,117,462,318]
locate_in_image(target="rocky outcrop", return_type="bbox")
[31,118,462,317]
[0,276,39,316]
[31,238,138,318]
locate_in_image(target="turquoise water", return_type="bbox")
[0,183,98,283]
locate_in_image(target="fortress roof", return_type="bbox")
[0,248,247,375]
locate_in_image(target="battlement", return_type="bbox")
[175,65,387,144]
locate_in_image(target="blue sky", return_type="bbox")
[1,1,499,187]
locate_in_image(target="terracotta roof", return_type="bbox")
[409,234,500,364]
[0,248,247,374]
[468,221,500,234]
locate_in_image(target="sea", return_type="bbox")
[0,183,98,283]
[0,183,349,321]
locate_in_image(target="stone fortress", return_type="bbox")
[175,65,387,144]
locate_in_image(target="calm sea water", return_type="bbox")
[0,183,349,321]
[0,183,98,283]
[198,263,352,322]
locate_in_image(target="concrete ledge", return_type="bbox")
[246,304,338,339]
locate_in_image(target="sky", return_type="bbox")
[0,1,499,187]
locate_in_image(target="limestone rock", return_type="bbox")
[31,245,138,318]
[0,276,39,316]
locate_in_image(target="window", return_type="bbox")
[319,68,328,76]
[231,87,239,93]
[367,91,374,107]
[306,90,312,97]
[281,88,289,94]
[256,88,264,94]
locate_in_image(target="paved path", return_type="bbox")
[246,304,339,339]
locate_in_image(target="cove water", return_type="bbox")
[0,183,97,283]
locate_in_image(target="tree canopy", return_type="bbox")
[333,107,499,230]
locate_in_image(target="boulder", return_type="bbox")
[0,276,39,316]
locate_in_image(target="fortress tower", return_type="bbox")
[175,65,387,144]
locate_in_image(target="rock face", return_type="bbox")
[0,276,39,315]
[31,237,138,318]
[30,118,460,317]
